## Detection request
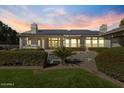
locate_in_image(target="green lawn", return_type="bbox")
[0,68,119,88]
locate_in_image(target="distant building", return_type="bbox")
[19,23,124,49]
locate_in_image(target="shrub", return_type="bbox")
[0,46,4,50]
[37,47,45,51]
[95,47,124,82]
[53,46,73,64]
[0,50,47,67]
[89,47,108,53]
[66,47,108,53]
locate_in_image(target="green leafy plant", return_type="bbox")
[53,46,73,65]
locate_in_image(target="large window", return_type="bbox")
[99,37,104,47]
[38,40,41,46]
[85,40,91,47]
[28,40,31,46]
[65,39,69,47]
[71,39,77,47]
[48,38,61,48]
[85,37,104,47]
[65,39,80,47]
[85,37,92,47]
[77,39,80,47]
[92,40,98,47]
[92,37,98,47]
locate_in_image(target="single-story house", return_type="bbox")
[19,23,124,49]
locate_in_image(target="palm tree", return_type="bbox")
[53,46,73,65]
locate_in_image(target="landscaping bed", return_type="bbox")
[0,68,118,88]
[0,49,47,67]
[95,47,124,82]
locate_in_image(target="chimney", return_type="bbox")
[31,23,38,34]
[99,24,107,33]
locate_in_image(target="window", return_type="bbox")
[86,37,91,39]
[65,39,69,47]
[99,37,104,40]
[38,40,41,46]
[78,39,80,47]
[48,38,61,48]
[42,39,44,48]
[28,40,31,46]
[92,37,97,40]
[99,37,104,47]
[71,39,77,47]
[92,40,98,47]
[85,40,91,47]
[85,37,104,47]
[92,37,98,47]
[65,39,80,47]
[85,37,91,47]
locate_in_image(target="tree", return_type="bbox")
[0,21,19,44]
[119,18,124,27]
[53,46,73,65]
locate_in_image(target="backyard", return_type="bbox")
[0,47,124,88]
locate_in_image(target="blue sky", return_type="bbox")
[0,5,124,32]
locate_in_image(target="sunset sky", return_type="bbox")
[0,5,124,33]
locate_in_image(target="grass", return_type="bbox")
[0,68,119,88]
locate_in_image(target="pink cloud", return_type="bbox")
[89,12,124,29]
[0,8,124,32]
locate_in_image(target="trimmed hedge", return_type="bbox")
[95,47,124,82]
[0,50,47,66]
[66,47,108,52]
[89,47,109,53]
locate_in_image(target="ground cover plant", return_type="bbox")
[95,47,124,82]
[0,49,47,66]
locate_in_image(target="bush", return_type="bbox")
[0,50,47,67]
[0,46,4,50]
[89,47,108,53]
[66,47,108,53]
[37,47,45,51]
[95,47,124,82]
